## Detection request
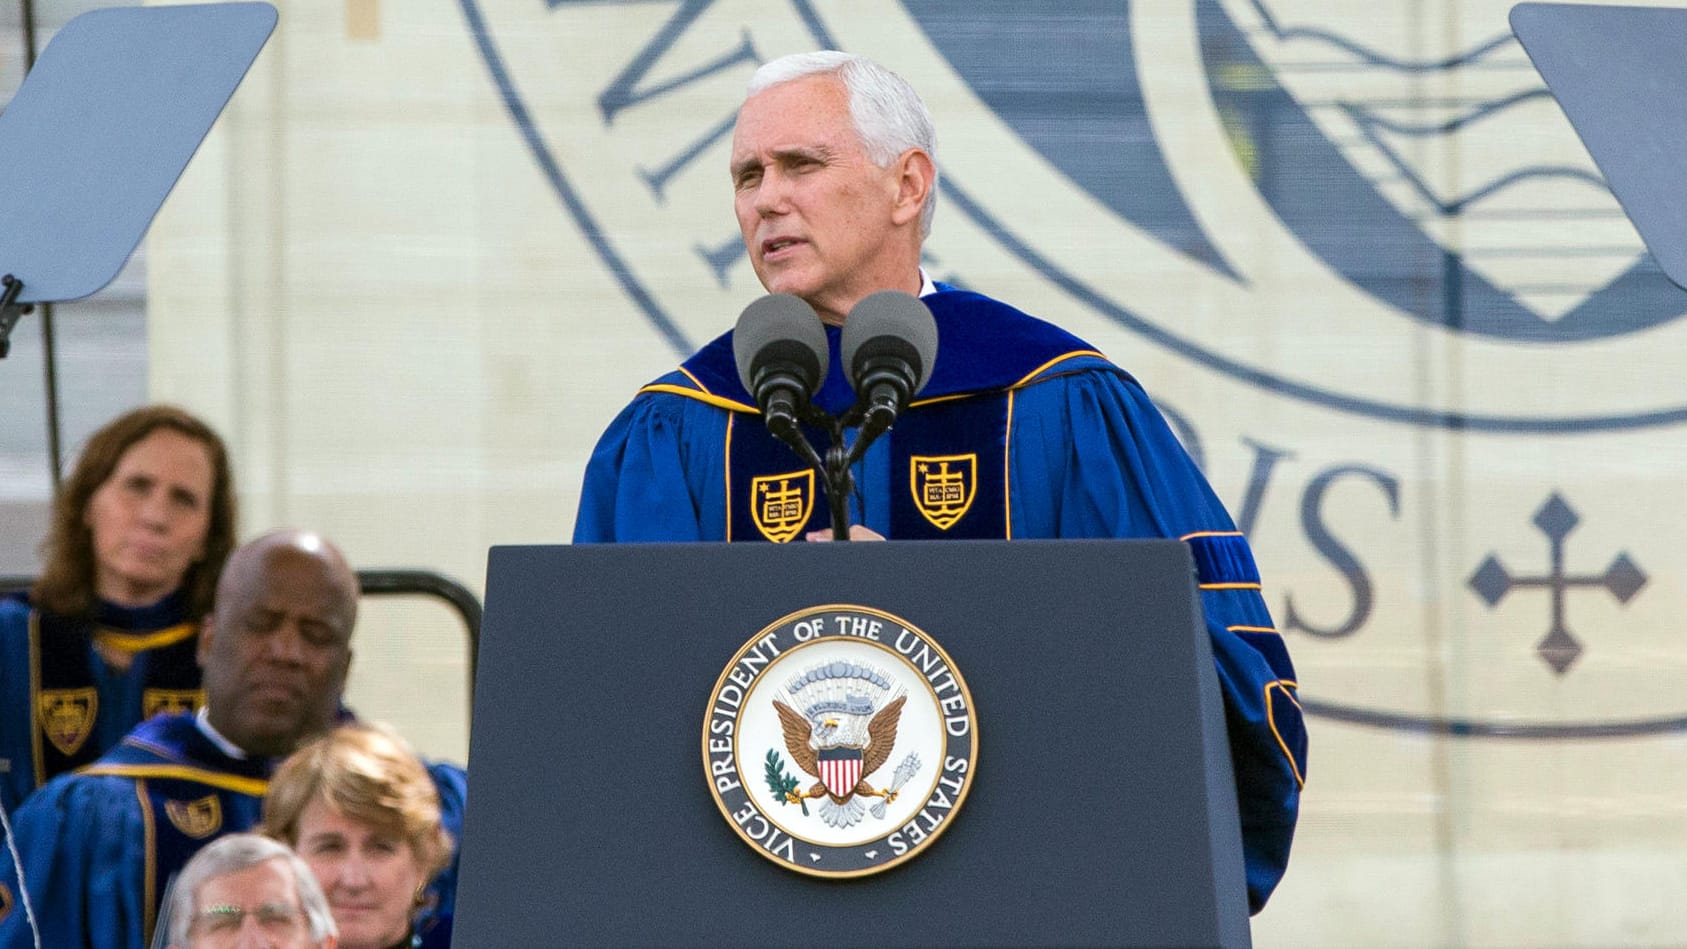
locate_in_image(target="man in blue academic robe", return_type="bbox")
[0,530,466,949]
[575,51,1307,913]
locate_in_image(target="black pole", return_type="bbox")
[767,408,860,541]
[824,442,852,540]
[40,304,61,489]
[18,0,64,492]
[19,0,37,68]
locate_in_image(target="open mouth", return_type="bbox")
[762,237,804,259]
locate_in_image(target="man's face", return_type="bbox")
[199,547,354,758]
[183,858,325,948]
[731,75,909,323]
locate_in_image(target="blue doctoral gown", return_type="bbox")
[0,713,266,949]
[576,287,1308,912]
[0,714,468,949]
[0,591,205,814]
[420,759,468,949]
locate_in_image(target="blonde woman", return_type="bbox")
[263,724,461,949]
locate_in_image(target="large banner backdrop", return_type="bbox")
[147,1,1687,944]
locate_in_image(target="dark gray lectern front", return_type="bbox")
[456,540,1249,948]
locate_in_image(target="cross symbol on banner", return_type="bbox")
[1467,493,1647,675]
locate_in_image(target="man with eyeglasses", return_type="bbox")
[164,834,337,949]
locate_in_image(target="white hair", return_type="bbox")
[747,51,939,236]
[167,833,337,947]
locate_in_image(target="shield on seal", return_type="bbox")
[816,746,863,799]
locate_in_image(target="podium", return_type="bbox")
[454,539,1250,948]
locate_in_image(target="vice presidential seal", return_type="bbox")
[702,606,978,878]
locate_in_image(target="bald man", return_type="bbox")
[197,530,358,760]
[0,531,465,949]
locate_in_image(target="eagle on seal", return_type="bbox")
[771,660,907,829]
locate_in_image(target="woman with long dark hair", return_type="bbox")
[0,404,237,810]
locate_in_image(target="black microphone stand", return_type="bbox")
[768,402,882,542]
[788,403,856,542]
[814,398,902,541]
[753,320,921,540]
[757,397,856,541]
[823,439,854,541]
[812,349,918,537]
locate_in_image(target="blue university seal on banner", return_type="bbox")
[899,0,1687,432]
[460,0,1687,745]
[701,606,978,878]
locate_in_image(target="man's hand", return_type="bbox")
[806,525,886,542]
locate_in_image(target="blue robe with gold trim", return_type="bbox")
[421,758,466,949]
[0,714,468,948]
[0,713,264,949]
[576,288,1308,912]
[0,591,204,815]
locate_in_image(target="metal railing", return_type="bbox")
[355,569,481,701]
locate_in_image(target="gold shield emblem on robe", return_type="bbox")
[38,688,98,757]
[751,470,815,543]
[143,688,207,720]
[166,795,223,838]
[911,454,977,530]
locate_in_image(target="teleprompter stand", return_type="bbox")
[456,539,1251,948]
[0,2,275,357]
[0,275,32,360]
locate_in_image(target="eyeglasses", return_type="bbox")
[190,901,308,939]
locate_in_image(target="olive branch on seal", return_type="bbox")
[764,749,809,816]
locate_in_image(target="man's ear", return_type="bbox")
[889,148,935,227]
[196,613,216,668]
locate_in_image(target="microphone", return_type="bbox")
[840,290,938,438]
[733,294,829,443]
